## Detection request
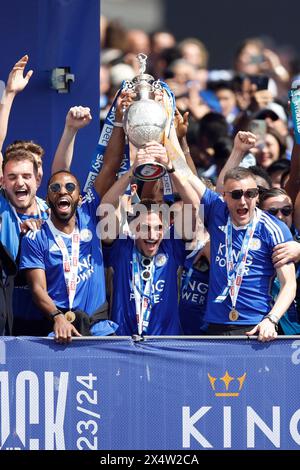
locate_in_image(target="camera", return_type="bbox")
[249,75,269,91]
[249,54,265,65]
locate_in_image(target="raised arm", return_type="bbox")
[93,91,131,199]
[174,109,198,176]
[146,141,199,209]
[0,55,33,173]
[51,106,92,174]
[164,135,207,200]
[216,131,257,193]
[138,141,200,240]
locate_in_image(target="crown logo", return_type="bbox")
[208,371,246,397]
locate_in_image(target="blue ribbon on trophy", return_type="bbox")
[83,54,176,202]
[122,53,175,202]
[83,83,131,196]
[160,80,176,202]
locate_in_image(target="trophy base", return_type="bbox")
[133,162,166,181]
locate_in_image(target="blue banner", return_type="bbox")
[0,337,300,450]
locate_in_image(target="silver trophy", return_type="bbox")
[123,53,168,181]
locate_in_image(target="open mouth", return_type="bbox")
[237,208,248,217]
[15,189,28,200]
[143,239,159,252]
[56,197,71,213]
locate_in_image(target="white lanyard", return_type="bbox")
[132,249,155,335]
[215,211,259,308]
[47,219,80,310]
[9,200,41,230]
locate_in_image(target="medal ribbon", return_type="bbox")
[131,248,155,335]
[47,219,80,310]
[214,211,259,308]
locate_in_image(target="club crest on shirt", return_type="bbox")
[80,228,93,242]
[249,238,261,250]
[155,254,167,267]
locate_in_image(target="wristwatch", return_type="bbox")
[50,309,63,320]
[265,313,279,331]
[167,166,176,174]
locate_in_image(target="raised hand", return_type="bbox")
[233,131,257,153]
[174,109,189,139]
[65,106,92,130]
[117,90,135,120]
[143,141,170,168]
[6,55,33,94]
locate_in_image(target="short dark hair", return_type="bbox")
[48,170,81,191]
[224,166,256,184]
[259,187,291,208]
[249,165,272,189]
[2,149,39,175]
[267,159,290,176]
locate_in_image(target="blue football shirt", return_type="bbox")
[202,188,293,324]
[179,255,209,334]
[20,188,106,315]
[104,229,187,335]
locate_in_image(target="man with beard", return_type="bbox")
[19,170,117,343]
[101,142,200,336]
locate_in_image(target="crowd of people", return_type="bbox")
[1,18,300,343]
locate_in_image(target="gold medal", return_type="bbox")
[65,310,76,323]
[229,309,239,321]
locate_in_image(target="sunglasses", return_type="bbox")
[48,182,77,194]
[223,188,259,200]
[267,206,293,217]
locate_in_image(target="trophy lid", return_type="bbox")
[132,73,155,84]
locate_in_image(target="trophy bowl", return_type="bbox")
[122,55,168,181]
[124,98,167,148]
